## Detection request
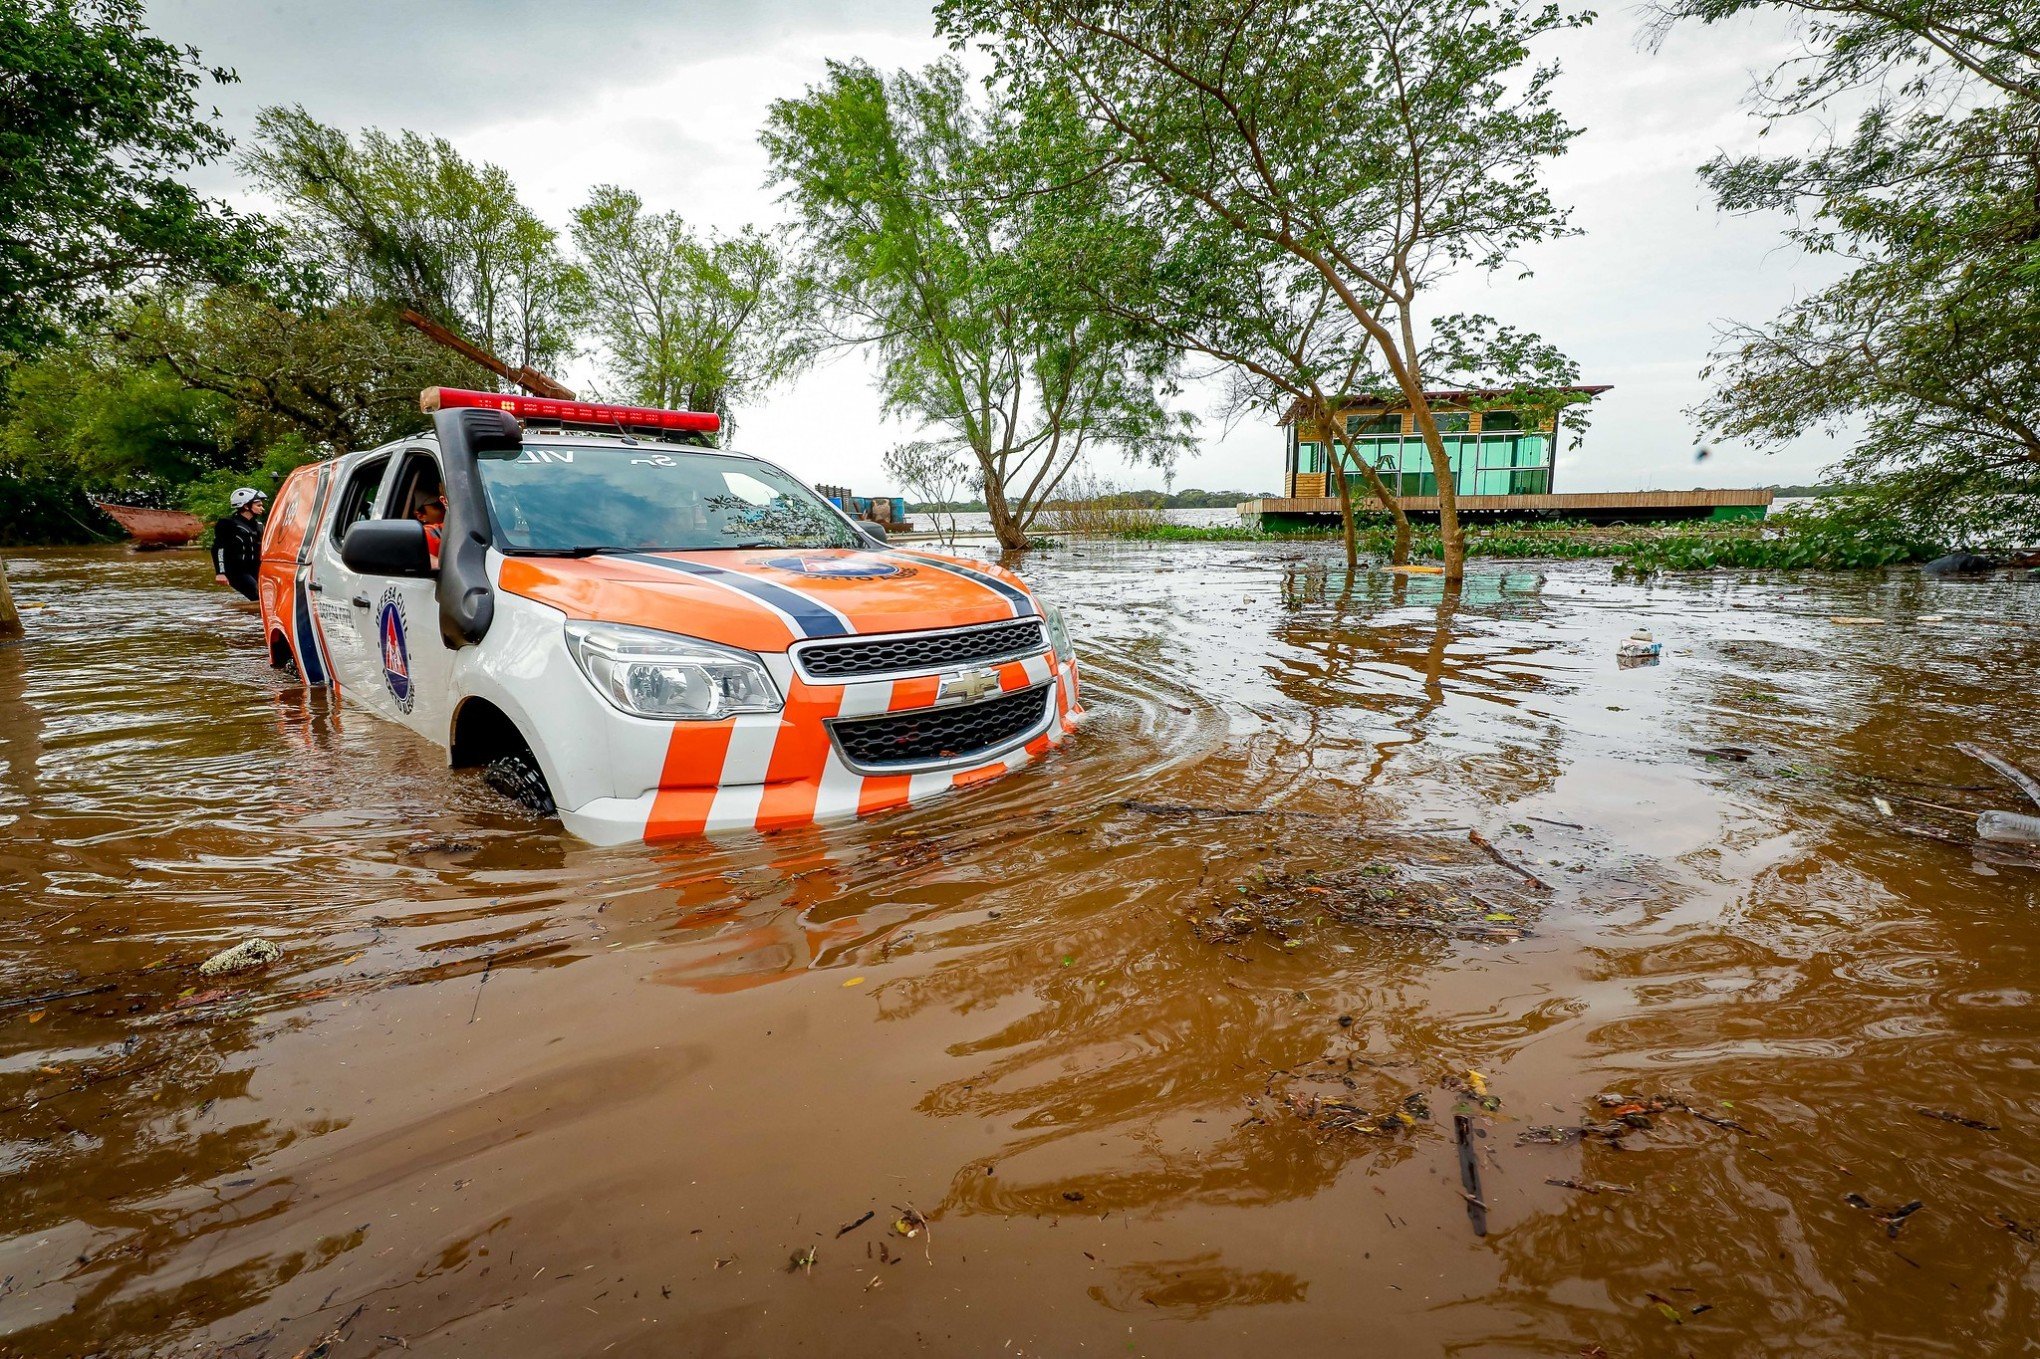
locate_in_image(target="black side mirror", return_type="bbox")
[342,519,434,577]
[858,520,890,545]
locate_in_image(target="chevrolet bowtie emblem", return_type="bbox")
[938,667,1002,702]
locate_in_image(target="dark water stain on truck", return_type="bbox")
[0,543,2036,1356]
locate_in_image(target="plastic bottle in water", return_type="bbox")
[1977,810,2040,846]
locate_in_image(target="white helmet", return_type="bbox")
[230,487,265,509]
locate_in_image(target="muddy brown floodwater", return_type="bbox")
[2,543,2038,1357]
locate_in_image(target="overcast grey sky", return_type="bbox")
[147,0,1844,496]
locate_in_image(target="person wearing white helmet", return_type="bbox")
[212,487,267,600]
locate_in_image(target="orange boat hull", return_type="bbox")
[98,503,203,547]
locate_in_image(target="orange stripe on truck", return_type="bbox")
[888,675,943,711]
[952,762,1006,789]
[756,682,844,830]
[647,718,737,839]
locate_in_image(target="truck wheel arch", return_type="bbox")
[450,696,557,817]
[449,695,536,769]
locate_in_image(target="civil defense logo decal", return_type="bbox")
[376,587,415,714]
[754,552,909,581]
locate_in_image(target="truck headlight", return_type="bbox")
[563,621,783,720]
[1041,601,1073,658]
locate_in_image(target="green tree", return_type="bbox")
[938,0,1589,581]
[568,186,809,431]
[243,106,581,377]
[179,432,320,534]
[1657,0,2040,539]
[111,287,495,452]
[1035,197,1417,566]
[0,337,238,545]
[1,342,231,488]
[883,438,974,544]
[763,58,1192,550]
[0,0,274,354]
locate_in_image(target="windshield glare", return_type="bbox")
[476,443,860,553]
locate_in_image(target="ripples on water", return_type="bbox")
[0,544,2036,1356]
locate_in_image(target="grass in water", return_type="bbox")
[1035,475,1171,537]
[1075,512,1945,572]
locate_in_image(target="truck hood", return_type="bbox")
[493,547,1038,652]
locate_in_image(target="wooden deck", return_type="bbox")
[1243,488,1774,525]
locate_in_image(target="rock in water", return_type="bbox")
[199,939,283,977]
[1921,552,1996,576]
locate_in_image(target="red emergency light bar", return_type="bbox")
[420,387,722,434]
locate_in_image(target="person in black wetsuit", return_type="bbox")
[212,487,266,601]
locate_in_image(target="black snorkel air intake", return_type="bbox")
[432,404,519,648]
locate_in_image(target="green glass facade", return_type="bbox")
[1285,390,1607,499]
[1298,430,1552,496]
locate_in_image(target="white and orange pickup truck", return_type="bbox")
[258,388,1079,843]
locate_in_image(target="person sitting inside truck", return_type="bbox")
[414,496,446,567]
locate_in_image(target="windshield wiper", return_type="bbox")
[497,546,630,558]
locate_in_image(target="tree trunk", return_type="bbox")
[1331,452,1359,569]
[983,473,1029,551]
[1407,399,1465,582]
[1327,429,1412,565]
[0,559,21,641]
[1437,472,1464,581]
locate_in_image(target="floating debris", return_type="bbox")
[403,838,476,855]
[1994,1214,2038,1245]
[1958,742,2040,810]
[1468,830,1552,891]
[1519,1094,1750,1146]
[1546,1177,1633,1195]
[1844,1193,1924,1238]
[1616,627,1662,659]
[198,939,282,978]
[1914,1107,1999,1132]
[1442,1068,1501,1112]
[1455,1114,1487,1237]
[1192,859,1536,947]
[1120,799,1268,819]
[1977,811,2040,846]
[1279,1087,1430,1138]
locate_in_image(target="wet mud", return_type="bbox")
[1,543,2037,1356]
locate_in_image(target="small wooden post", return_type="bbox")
[0,558,22,640]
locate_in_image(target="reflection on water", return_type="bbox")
[1,543,2036,1355]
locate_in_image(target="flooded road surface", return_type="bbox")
[2,543,2037,1356]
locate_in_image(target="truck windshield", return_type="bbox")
[476,444,861,553]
